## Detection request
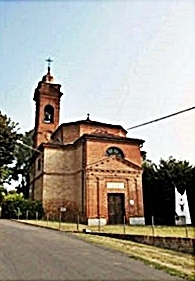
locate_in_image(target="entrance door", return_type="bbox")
[107,193,125,224]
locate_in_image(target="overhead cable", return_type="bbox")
[127,106,195,130]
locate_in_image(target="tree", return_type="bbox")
[0,111,20,186]
[11,129,34,198]
[142,159,158,224]
[0,186,7,205]
[187,166,195,225]
[1,192,44,219]
[158,157,193,194]
[0,112,34,197]
[142,157,194,225]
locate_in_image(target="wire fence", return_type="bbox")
[19,211,194,238]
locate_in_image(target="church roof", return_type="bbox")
[78,133,145,145]
[53,119,128,136]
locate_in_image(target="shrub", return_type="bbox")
[1,193,44,219]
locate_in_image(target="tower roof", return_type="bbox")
[42,66,54,83]
[42,57,54,83]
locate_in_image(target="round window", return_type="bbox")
[105,147,124,158]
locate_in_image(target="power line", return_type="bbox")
[127,106,195,130]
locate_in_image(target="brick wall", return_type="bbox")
[53,122,127,145]
[30,126,144,224]
[61,124,80,144]
[42,143,83,215]
[86,232,195,254]
[80,123,126,138]
[33,176,43,201]
[85,138,144,221]
[86,139,142,166]
[29,156,44,201]
[34,83,62,148]
[85,172,144,221]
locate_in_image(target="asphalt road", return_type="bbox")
[0,220,185,281]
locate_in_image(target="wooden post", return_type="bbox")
[26,210,29,220]
[184,216,188,238]
[151,215,155,237]
[123,215,126,234]
[59,212,62,230]
[47,213,49,226]
[77,214,79,231]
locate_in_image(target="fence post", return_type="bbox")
[184,216,188,238]
[26,210,29,220]
[98,217,101,232]
[17,207,20,220]
[47,213,49,226]
[35,211,38,222]
[151,215,155,237]
[77,214,79,231]
[123,215,126,234]
[59,212,62,230]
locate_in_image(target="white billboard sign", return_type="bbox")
[106,182,124,189]
[175,187,191,225]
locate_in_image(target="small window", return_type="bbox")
[105,147,124,158]
[44,104,54,123]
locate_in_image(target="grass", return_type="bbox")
[73,233,195,281]
[89,224,195,238]
[17,220,195,280]
[19,219,195,238]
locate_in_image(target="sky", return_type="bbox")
[0,0,195,166]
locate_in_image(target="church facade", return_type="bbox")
[29,64,145,225]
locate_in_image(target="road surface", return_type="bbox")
[0,220,185,280]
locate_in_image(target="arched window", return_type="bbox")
[105,147,124,158]
[44,105,54,123]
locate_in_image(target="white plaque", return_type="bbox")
[106,182,124,189]
[60,207,66,212]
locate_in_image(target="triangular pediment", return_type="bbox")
[86,155,142,171]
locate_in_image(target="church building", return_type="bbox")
[29,62,145,225]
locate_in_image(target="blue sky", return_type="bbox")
[1,0,195,165]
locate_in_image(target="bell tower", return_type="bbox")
[33,58,63,148]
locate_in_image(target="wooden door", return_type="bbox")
[107,193,125,224]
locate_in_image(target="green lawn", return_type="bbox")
[74,233,195,281]
[20,220,195,238]
[89,224,195,238]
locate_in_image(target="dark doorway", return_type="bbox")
[107,193,125,224]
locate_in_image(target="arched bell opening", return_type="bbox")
[43,104,54,123]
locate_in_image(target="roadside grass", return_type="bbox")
[18,220,195,280]
[19,220,82,232]
[89,225,195,238]
[74,233,195,281]
[19,220,195,238]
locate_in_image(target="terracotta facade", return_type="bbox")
[29,67,145,225]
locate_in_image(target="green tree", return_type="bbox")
[187,166,195,225]
[158,157,193,194]
[11,129,34,198]
[142,157,194,225]
[142,159,158,224]
[1,192,44,219]
[0,111,20,186]
[0,186,7,205]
